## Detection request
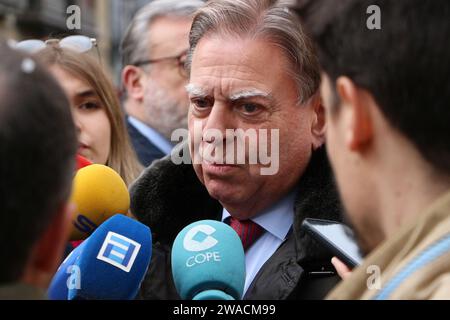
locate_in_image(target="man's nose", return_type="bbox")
[202,103,234,144]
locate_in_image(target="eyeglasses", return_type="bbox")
[10,35,101,63]
[133,50,189,78]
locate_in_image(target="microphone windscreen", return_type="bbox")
[171,220,245,300]
[68,214,152,300]
[69,164,130,240]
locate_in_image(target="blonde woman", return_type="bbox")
[35,44,143,186]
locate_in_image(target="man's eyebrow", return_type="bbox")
[185,83,208,97]
[229,89,273,102]
[185,85,274,102]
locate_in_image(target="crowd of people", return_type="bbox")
[0,0,449,300]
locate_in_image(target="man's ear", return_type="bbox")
[23,202,74,288]
[335,76,374,152]
[122,65,146,102]
[310,93,326,150]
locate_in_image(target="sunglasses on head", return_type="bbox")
[10,35,101,63]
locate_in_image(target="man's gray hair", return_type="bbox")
[187,0,320,103]
[121,0,204,67]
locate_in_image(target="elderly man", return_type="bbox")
[295,0,450,299]
[121,0,205,167]
[130,0,342,300]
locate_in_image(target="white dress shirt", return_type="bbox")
[128,116,173,155]
[221,189,297,296]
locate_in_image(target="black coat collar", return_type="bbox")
[130,146,343,261]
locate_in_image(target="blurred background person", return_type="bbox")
[0,0,147,81]
[0,42,77,299]
[121,0,205,167]
[36,44,143,187]
[295,0,450,299]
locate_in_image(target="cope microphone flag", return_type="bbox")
[171,220,246,300]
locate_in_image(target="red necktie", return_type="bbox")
[227,217,264,251]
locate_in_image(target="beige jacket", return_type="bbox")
[328,190,450,300]
[0,283,46,300]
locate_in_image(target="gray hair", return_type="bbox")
[121,0,204,67]
[186,0,320,103]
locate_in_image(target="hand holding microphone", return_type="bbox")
[171,220,246,300]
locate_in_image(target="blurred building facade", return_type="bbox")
[0,0,150,84]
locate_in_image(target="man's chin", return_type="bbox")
[205,180,243,205]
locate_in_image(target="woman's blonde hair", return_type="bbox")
[36,46,143,186]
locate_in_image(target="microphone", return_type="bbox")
[48,240,88,300]
[69,164,130,240]
[171,220,245,300]
[67,214,152,300]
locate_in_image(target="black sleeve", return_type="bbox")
[136,242,181,300]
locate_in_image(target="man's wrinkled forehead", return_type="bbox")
[187,35,300,104]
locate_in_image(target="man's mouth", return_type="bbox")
[202,159,239,174]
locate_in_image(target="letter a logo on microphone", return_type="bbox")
[183,225,218,252]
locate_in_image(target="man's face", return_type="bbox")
[320,74,380,253]
[142,16,192,138]
[188,35,320,219]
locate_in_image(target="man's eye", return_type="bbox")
[193,98,212,109]
[239,103,260,114]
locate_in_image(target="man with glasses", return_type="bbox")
[121,0,205,167]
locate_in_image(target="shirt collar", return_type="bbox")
[128,116,173,155]
[221,188,297,241]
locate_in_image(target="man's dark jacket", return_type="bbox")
[130,146,343,300]
[126,118,166,167]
